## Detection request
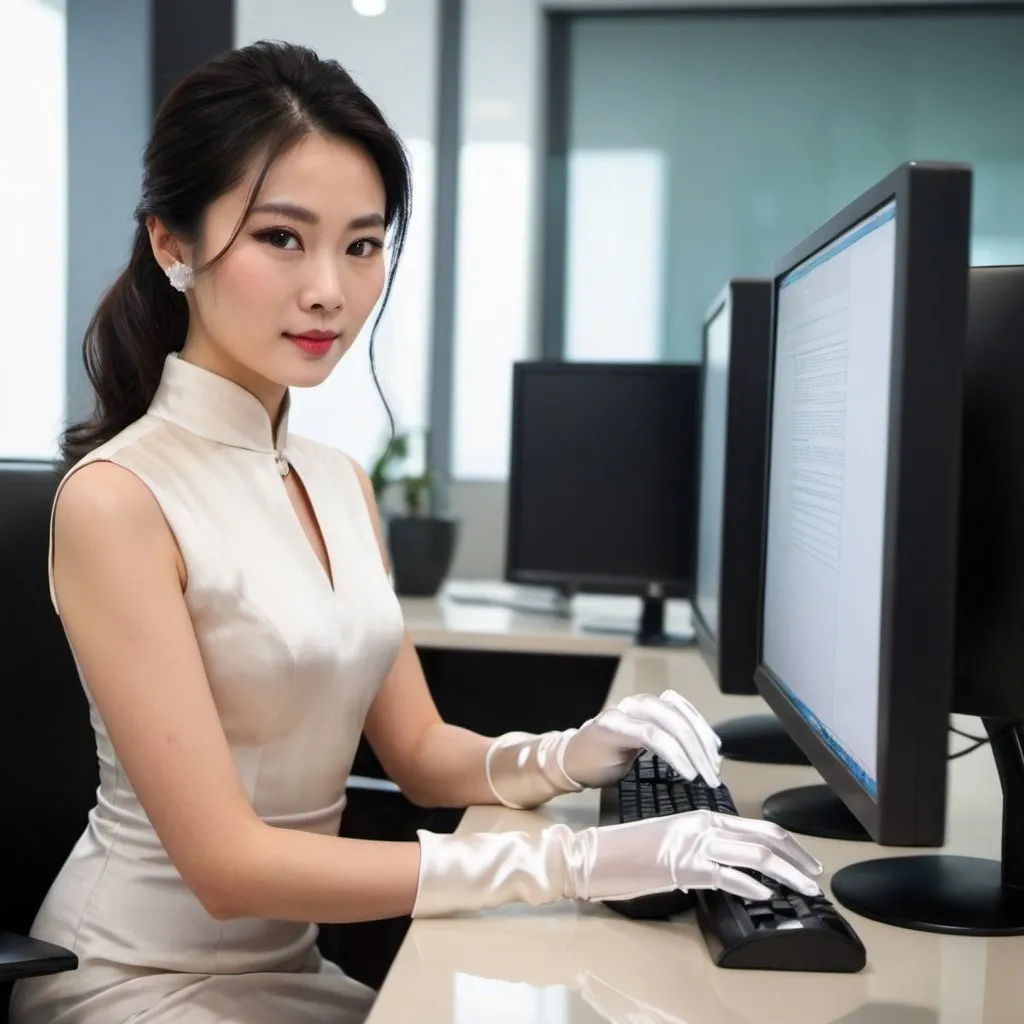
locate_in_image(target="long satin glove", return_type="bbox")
[484,689,723,810]
[411,809,823,918]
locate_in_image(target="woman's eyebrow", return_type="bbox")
[249,202,384,231]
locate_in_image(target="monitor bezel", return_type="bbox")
[504,360,700,597]
[753,161,972,846]
[693,278,773,697]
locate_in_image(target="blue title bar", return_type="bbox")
[780,202,896,291]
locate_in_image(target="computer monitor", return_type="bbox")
[505,361,700,645]
[757,163,1024,935]
[692,279,809,767]
[756,162,970,853]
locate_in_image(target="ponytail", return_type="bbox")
[59,225,189,469]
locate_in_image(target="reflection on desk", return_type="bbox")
[372,610,1024,1024]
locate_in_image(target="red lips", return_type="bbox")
[290,330,338,341]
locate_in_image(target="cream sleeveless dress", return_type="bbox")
[10,353,405,1023]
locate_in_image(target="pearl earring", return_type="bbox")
[166,259,194,293]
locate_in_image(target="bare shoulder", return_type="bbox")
[54,460,185,588]
[57,459,160,526]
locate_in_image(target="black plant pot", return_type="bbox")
[387,515,458,597]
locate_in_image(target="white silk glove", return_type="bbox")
[411,809,823,918]
[563,689,723,790]
[485,689,723,809]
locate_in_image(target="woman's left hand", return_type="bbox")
[560,689,723,790]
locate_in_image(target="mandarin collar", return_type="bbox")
[148,352,290,456]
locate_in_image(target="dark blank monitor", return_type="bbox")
[693,279,773,695]
[505,362,700,644]
[754,162,972,849]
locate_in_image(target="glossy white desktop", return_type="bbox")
[366,587,1021,1024]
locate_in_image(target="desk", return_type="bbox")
[366,592,1023,1024]
[400,585,693,656]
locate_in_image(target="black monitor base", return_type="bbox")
[831,719,1024,935]
[635,632,694,649]
[714,714,811,766]
[762,784,871,842]
[831,855,1024,936]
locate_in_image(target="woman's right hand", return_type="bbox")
[412,808,823,918]
[574,810,823,903]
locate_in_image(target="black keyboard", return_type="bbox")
[599,753,867,973]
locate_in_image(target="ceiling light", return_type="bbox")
[352,0,387,16]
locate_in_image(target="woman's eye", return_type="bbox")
[349,238,384,258]
[257,229,301,251]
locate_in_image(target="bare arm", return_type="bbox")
[363,629,496,808]
[347,458,500,809]
[52,461,420,924]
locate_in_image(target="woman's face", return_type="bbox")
[161,133,388,405]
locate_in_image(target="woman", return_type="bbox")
[11,41,821,1024]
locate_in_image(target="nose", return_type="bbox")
[299,254,345,314]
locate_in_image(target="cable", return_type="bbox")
[946,722,990,760]
[948,738,990,760]
[949,724,987,743]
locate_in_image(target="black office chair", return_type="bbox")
[0,461,90,1018]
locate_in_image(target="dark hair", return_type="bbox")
[60,40,411,468]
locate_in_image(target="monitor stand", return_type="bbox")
[714,714,811,766]
[761,784,870,843]
[577,593,694,648]
[635,593,692,648]
[831,718,1024,935]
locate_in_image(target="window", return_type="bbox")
[0,0,66,459]
[450,0,543,483]
[564,149,666,362]
[450,140,533,480]
[559,10,1024,365]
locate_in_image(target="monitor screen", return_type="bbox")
[761,200,897,799]
[507,363,700,592]
[694,301,731,641]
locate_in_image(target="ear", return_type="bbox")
[146,215,193,274]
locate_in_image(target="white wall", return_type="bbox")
[235,0,439,475]
[1,0,66,459]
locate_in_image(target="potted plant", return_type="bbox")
[370,431,458,598]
